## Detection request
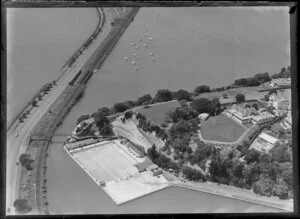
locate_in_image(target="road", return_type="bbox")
[6,8,117,215]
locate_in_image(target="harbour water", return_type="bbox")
[7,7,290,214]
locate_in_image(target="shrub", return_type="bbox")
[13,199,32,213]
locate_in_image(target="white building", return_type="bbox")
[250,132,279,153]
[251,112,275,125]
[269,78,291,88]
[198,113,210,121]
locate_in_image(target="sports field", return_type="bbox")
[72,141,139,183]
[200,113,245,142]
[135,100,180,126]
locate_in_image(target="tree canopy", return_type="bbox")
[235,93,246,103]
[154,89,173,102]
[136,94,152,105]
[190,98,214,114]
[113,102,129,113]
[175,89,192,101]
[194,85,210,95]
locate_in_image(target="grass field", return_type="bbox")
[200,114,245,142]
[135,101,180,126]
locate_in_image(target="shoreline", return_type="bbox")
[64,141,292,212]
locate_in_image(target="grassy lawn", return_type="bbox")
[200,114,246,142]
[135,101,180,126]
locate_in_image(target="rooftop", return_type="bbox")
[258,132,278,144]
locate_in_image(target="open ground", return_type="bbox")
[199,113,246,142]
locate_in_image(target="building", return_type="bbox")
[147,164,159,171]
[198,113,210,121]
[250,132,279,153]
[269,93,290,111]
[269,78,291,88]
[135,159,153,173]
[251,112,275,125]
[127,142,144,158]
[153,169,163,176]
[281,112,292,130]
[227,104,252,124]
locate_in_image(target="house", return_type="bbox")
[269,78,291,88]
[147,164,159,171]
[227,104,252,124]
[153,169,163,176]
[250,132,279,153]
[198,113,210,121]
[281,112,292,130]
[269,93,290,111]
[251,112,275,125]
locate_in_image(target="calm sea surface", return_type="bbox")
[7,7,290,214]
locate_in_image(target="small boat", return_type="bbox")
[134,66,139,71]
[135,45,140,49]
[149,37,153,41]
[132,61,136,65]
[136,56,140,59]
[124,57,128,61]
[149,52,153,56]
[143,43,148,47]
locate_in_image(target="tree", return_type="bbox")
[244,149,260,164]
[99,124,114,136]
[253,174,275,197]
[194,85,210,95]
[114,102,129,113]
[97,107,111,117]
[264,94,270,101]
[124,111,133,120]
[136,94,152,105]
[182,166,207,181]
[32,100,37,107]
[77,114,90,125]
[154,89,173,102]
[273,182,289,199]
[176,89,192,101]
[190,98,214,114]
[13,199,32,213]
[147,144,159,161]
[96,115,110,129]
[19,154,34,170]
[252,103,259,110]
[271,143,291,163]
[254,72,271,84]
[235,93,245,103]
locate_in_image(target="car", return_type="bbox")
[15,133,18,137]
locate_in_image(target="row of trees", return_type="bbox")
[182,166,207,182]
[147,145,180,171]
[233,72,271,87]
[271,66,291,79]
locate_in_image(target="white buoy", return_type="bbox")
[149,37,153,41]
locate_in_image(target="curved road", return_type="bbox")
[6,8,117,215]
